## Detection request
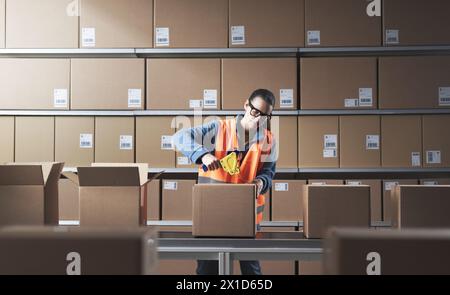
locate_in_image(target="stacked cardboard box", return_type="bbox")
[300,58,378,110]
[15,117,55,162]
[162,179,196,220]
[229,0,304,48]
[0,117,14,163]
[80,0,153,48]
[154,0,228,48]
[345,180,382,223]
[271,116,298,168]
[147,179,161,221]
[308,180,344,186]
[0,0,5,48]
[382,179,418,222]
[423,115,450,167]
[5,0,78,48]
[271,180,306,222]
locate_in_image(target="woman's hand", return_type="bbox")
[201,154,221,171]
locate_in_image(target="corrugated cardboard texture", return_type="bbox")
[80,0,153,48]
[305,0,381,47]
[381,116,422,168]
[345,180,382,223]
[71,58,145,110]
[339,116,380,168]
[298,116,339,168]
[222,58,297,110]
[162,179,196,220]
[94,117,135,163]
[379,56,450,109]
[6,0,78,48]
[154,0,228,48]
[272,180,306,221]
[0,227,156,275]
[423,115,450,167]
[382,179,418,222]
[300,58,378,109]
[303,185,371,239]
[0,117,14,163]
[0,186,45,225]
[0,0,4,48]
[392,185,450,229]
[147,58,221,110]
[229,0,304,48]
[0,59,70,110]
[271,116,297,168]
[324,228,450,275]
[15,117,55,162]
[383,0,450,46]
[59,178,79,221]
[147,179,160,221]
[136,117,176,168]
[55,117,95,167]
[192,184,256,237]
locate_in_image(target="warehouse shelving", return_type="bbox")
[299,46,450,57]
[62,167,299,174]
[0,48,137,58]
[136,48,299,58]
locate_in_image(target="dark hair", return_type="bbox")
[249,89,276,107]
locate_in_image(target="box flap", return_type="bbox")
[78,166,143,187]
[61,172,80,186]
[91,163,149,186]
[0,164,44,185]
[42,162,64,186]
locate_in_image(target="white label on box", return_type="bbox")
[347,181,362,186]
[82,27,96,47]
[359,88,373,107]
[323,149,337,158]
[385,181,399,191]
[128,89,142,108]
[231,26,245,45]
[189,99,203,109]
[275,183,289,192]
[177,156,190,166]
[79,134,93,149]
[53,89,68,108]
[203,89,218,109]
[411,152,421,167]
[311,182,326,186]
[439,87,450,106]
[307,30,320,45]
[426,151,441,164]
[423,181,438,186]
[324,134,338,150]
[280,89,294,108]
[161,136,174,150]
[155,27,170,47]
[119,135,133,150]
[345,98,359,108]
[386,29,399,44]
[163,181,178,191]
[366,135,380,150]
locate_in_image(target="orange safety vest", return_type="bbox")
[198,118,274,229]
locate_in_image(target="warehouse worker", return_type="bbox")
[174,89,277,275]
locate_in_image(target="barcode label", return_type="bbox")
[345,98,359,108]
[280,89,294,108]
[307,31,320,45]
[324,134,338,149]
[386,29,399,44]
[189,99,203,109]
[119,135,133,150]
[177,156,191,166]
[79,134,93,149]
[385,181,399,191]
[53,88,68,108]
[155,27,170,47]
[323,149,337,158]
[275,183,289,192]
[366,135,380,150]
[411,152,421,167]
[163,181,178,191]
[426,151,441,164]
[439,87,450,106]
[423,181,438,186]
[231,26,245,45]
[161,136,174,150]
[128,89,142,108]
[347,181,362,186]
[82,27,96,47]
[203,89,218,108]
[359,88,373,107]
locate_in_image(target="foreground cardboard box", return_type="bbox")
[0,117,14,163]
[55,117,95,167]
[162,179,196,220]
[303,185,371,239]
[381,116,422,168]
[0,163,63,226]
[305,0,381,47]
[379,56,450,109]
[271,116,298,168]
[94,117,135,163]
[298,116,339,168]
[229,0,304,48]
[339,116,381,168]
[15,117,55,162]
[325,228,450,275]
[65,164,154,227]
[271,180,306,222]
[193,184,257,237]
[382,179,418,222]
[59,178,80,222]
[154,0,228,48]
[300,58,377,110]
[5,0,78,48]
[80,0,153,48]
[222,58,297,110]
[423,115,450,167]
[345,180,382,223]
[136,117,176,168]
[147,59,221,110]
[71,59,145,110]
[392,185,450,229]
[0,0,4,48]
[0,227,157,275]
[147,179,161,221]
[383,0,450,46]
[0,59,70,110]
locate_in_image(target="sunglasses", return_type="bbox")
[248,100,272,120]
